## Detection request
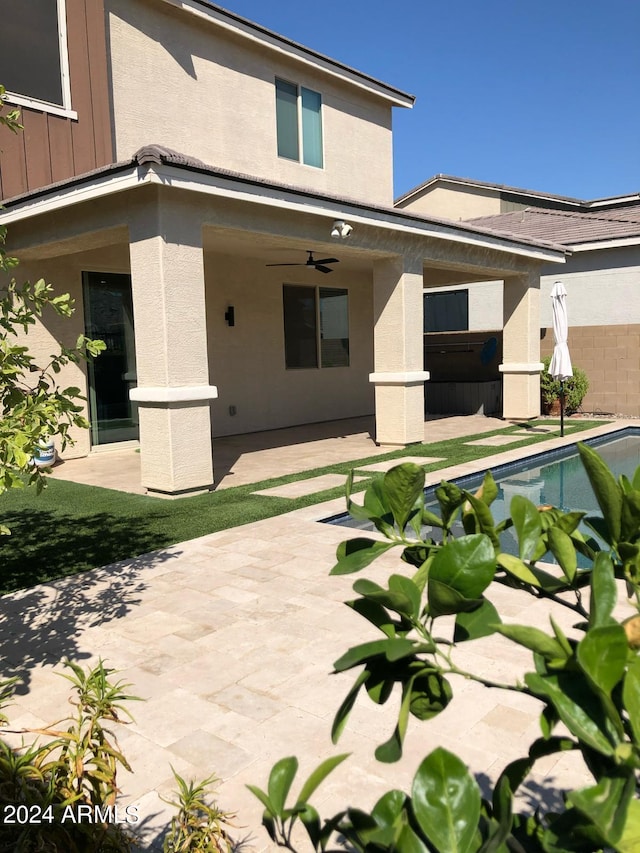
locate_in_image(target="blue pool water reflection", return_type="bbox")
[325,429,640,563]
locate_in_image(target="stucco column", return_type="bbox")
[370,254,429,444]
[128,199,217,496]
[500,269,543,419]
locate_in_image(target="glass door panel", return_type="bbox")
[83,272,138,445]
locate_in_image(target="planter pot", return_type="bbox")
[542,399,562,416]
[32,439,56,468]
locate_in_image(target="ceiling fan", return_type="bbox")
[266,250,339,274]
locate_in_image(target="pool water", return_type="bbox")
[325,429,640,564]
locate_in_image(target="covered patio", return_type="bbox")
[3,147,566,497]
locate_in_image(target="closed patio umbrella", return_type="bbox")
[549,280,573,436]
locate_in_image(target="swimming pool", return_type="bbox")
[324,428,640,546]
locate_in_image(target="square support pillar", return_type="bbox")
[500,269,543,419]
[128,197,217,496]
[370,255,429,445]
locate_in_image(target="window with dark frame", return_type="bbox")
[423,289,469,333]
[283,285,349,369]
[0,0,67,108]
[275,78,323,168]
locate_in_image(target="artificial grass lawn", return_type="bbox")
[0,419,610,593]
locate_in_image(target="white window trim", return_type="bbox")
[276,78,324,169]
[5,0,77,120]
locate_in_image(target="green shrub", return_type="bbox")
[250,448,640,852]
[541,355,589,413]
[162,770,236,852]
[0,661,236,852]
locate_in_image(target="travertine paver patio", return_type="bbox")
[2,418,633,850]
[48,414,509,495]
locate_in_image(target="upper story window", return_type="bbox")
[424,290,469,332]
[0,0,75,118]
[275,78,323,169]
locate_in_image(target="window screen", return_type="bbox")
[301,87,323,168]
[423,290,469,332]
[0,0,64,106]
[275,79,299,161]
[319,288,348,366]
[283,285,318,368]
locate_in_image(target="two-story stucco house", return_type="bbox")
[397,175,640,418]
[0,1,566,496]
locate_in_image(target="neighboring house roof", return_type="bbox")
[161,0,415,108]
[467,206,640,249]
[395,174,640,210]
[0,145,567,262]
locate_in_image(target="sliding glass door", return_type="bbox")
[83,272,138,445]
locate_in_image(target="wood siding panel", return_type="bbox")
[21,110,52,189]
[67,0,97,175]
[0,0,113,201]
[85,0,113,167]
[0,123,27,199]
[48,115,75,183]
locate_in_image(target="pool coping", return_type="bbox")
[283,419,637,526]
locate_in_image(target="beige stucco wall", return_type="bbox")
[204,252,374,436]
[107,0,395,205]
[12,245,375,457]
[540,248,640,327]
[396,184,501,220]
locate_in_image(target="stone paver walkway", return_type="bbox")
[3,418,632,850]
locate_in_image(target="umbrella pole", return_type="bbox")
[560,379,565,437]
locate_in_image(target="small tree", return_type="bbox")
[0,88,104,524]
[0,270,105,504]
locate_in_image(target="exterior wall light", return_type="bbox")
[331,220,353,239]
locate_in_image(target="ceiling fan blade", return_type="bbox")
[265,262,304,267]
[315,264,333,274]
[313,257,339,265]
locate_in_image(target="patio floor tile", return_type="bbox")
[465,435,528,447]
[252,473,367,498]
[354,455,445,472]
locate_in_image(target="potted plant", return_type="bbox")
[540,354,589,415]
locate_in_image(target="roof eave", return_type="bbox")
[395,174,585,208]
[0,151,566,265]
[569,235,640,252]
[159,0,415,108]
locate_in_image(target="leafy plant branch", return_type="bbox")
[250,443,640,852]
